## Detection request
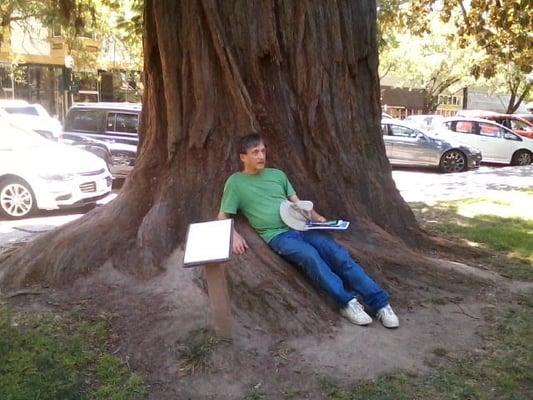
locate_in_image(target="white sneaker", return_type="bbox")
[340,298,372,325]
[376,304,399,328]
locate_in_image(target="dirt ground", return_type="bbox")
[6,246,530,400]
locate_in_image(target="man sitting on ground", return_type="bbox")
[217,133,399,328]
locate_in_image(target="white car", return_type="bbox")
[432,117,533,166]
[0,100,63,139]
[0,118,112,219]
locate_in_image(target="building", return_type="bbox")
[0,16,140,120]
[380,76,529,119]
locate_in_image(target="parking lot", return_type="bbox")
[0,165,532,248]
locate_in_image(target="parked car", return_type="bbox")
[0,118,112,219]
[0,108,114,176]
[456,110,533,139]
[63,102,140,178]
[381,119,482,173]
[432,117,533,166]
[60,132,113,171]
[0,99,63,139]
[515,113,533,124]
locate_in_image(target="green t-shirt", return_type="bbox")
[219,168,296,243]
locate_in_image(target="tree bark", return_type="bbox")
[1,0,465,333]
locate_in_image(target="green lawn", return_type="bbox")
[410,194,533,280]
[0,306,147,400]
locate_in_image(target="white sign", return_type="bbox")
[183,219,233,267]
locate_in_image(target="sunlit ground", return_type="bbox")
[0,193,117,246]
[410,190,533,280]
[393,164,533,203]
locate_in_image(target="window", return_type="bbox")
[478,122,503,138]
[2,106,39,116]
[510,119,533,131]
[381,124,388,135]
[453,121,474,134]
[68,110,101,132]
[389,125,417,138]
[106,113,138,134]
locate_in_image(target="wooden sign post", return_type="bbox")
[183,219,233,339]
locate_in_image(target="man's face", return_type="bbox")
[240,141,266,172]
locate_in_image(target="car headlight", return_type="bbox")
[39,173,75,181]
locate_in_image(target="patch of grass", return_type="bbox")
[0,306,147,400]
[282,387,308,399]
[323,294,533,400]
[432,347,448,357]
[177,328,222,375]
[241,384,266,400]
[410,195,533,280]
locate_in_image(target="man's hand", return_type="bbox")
[311,210,327,223]
[232,230,249,255]
[288,195,327,222]
[218,211,248,255]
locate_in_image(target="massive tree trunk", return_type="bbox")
[0,1,471,333]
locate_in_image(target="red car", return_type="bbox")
[456,110,533,139]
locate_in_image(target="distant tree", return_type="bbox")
[378,0,532,113]
[379,15,475,113]
[476,67,532,113]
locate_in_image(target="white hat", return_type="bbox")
[279,200,314,231]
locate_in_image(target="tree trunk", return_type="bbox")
[506,82,532,114]
[1,0,468,334]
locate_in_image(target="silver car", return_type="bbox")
[381,119,482,173]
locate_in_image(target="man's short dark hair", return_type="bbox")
[238,133,264,155]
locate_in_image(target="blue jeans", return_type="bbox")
[269,230,389,310]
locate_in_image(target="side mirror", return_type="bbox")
[503,133,517,140]
[416,133,427,141]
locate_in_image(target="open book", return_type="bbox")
[304,219,350,230]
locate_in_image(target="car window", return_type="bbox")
[499,129,521,141]
[389,125,417,138]
[106,113,138,133]
[453,121,474,134]
[68,110,101,132]
[510,119,533,131]
[2,106,39,116]
[478,122,504,138]
[381,124,388,135]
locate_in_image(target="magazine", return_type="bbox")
[304,219,350,230]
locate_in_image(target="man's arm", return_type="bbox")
[217,211,249,255]
[287,194,327,222]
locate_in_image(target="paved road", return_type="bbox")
[1,165,532,247]
[0,193,116,248]
[392,164,533,203]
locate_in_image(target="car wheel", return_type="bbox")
[511,150,532,166]
[439,150,467,173]
[0,178,37,219]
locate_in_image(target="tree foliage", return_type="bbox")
[408,0,532,78]
[379,11,476,113]
[378,0,532,112]
[0,1,92,46]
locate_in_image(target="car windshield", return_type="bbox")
[2,106,40,116]
[0,119,48,149]
[511,119,533,131]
